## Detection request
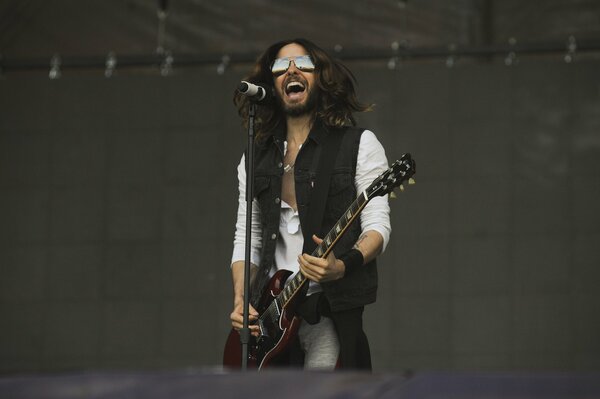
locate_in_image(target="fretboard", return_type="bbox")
[277,191,369,308]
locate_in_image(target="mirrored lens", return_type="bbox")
[271,58,290,75]
[293,55,315,72]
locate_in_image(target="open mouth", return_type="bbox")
[285,81,306,98]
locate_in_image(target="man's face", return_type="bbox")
[272,43,317,117]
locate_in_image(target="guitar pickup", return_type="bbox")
[273,298,282,318]
[257,319,268,338]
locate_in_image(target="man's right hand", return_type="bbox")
[230,298,260,337]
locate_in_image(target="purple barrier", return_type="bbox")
[0,370,599,399]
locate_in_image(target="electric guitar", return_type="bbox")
[223,153,416,369]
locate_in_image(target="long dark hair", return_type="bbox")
[233,38,373,140]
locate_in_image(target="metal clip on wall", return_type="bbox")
[446,43,457,68]
[160,51,173,76]
[504,37,519,66]
[105,52,117,78]
[49,54,62,79]
[217,55,230,75]
[564,36,577,63]
[388,41,400,70]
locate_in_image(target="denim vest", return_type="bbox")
[249,120,378,312]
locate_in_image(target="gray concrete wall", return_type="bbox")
[1,60,599,373]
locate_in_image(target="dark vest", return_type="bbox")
[249,120,378,312]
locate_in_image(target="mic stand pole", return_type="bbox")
[241,102,257,370]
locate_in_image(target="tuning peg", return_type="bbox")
[389,191,397,199]
[399,184,405,192]
[408,178,416,185]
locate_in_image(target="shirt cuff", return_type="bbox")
[231,245,261,268]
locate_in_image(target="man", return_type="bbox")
[229,38,391,370]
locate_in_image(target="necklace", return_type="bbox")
[283,141,301,174]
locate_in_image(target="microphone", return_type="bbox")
[238,81,271,102]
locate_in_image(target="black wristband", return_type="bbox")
[339,249,364,275]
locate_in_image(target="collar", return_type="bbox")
[269,117,330,146]
[306,118,329,144]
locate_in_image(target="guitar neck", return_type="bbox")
[277,191,369,308]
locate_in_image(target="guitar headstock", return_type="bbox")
[366,153,416,199]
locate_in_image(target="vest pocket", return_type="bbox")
[329,172,353,194]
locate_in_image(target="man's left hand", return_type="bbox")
[298,235,345,282]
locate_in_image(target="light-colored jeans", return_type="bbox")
[297,316,340,370]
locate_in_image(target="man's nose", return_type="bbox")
[286,60,300,74]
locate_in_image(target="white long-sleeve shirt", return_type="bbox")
[231,130,391,293]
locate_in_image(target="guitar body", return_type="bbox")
[223,269,302,370]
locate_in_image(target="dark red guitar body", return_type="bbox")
[223,269,302,369]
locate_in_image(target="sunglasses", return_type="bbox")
[271,55,315,76]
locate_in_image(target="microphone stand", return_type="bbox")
[240,101,256,370]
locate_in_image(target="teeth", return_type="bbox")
[286,81,305,92]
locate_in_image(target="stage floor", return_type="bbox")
[1,369,600,399]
